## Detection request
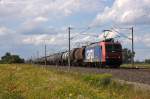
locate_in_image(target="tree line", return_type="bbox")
[122,48,150,64]
[0,52,24,64]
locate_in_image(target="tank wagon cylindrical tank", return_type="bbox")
[70,48,78,61]
[47,55,55,64]
[74,48,85,61]
[61,48,79,65]
[37,57,46,64]
[62,51,68,65]
[62,52,68,61]
[74,48,85,66]
[53,53,63,65]
[46,53,63,65]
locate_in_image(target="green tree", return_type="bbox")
[122,48,135,64]
[145,59,150,64]
[0,52,24,64]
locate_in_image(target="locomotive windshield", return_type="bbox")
[106,44,122,52]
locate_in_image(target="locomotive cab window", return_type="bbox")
[106,44,122,52]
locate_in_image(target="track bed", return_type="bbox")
[45,65,150,85]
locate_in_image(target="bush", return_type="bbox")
[82,74,112,87]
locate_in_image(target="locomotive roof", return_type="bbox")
[84,38,121,48]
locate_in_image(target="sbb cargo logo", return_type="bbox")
[86,49,94,61]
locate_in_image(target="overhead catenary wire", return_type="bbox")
[111,28,132,40]
[70,27,92,39]
[70,25,105,40]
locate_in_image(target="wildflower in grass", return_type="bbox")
[77,95,84,99]
[69,93,72,97]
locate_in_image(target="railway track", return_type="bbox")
[44,65,150,85]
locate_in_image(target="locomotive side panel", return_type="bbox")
[84,45,102,63]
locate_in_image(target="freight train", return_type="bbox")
[34,38,122,68]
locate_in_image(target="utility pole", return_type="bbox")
[37,51,39,59]
[68,27,71,70]
[45,44,47,66]
[131,27,134,68]
[31,56,33,64]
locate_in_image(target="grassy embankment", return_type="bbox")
[121,63,150,68]
[0,64,149,99]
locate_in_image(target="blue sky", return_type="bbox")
[0,0,150,61]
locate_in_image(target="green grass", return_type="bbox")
[121,63,150,68]
[0,64,149,99]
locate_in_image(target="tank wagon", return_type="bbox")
[34,38,122,68]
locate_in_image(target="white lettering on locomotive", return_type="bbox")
[86,49,94,62]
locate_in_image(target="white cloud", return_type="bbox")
[22,34,51,45]
[143,34,150,47]
[0,26,15,37]
[20,16,48,31]
[92,0,150,26]
[34,16,48,22]
[22,33,68,45]
[0,0,106,34]
[0,26,24,46]
[22,31,102,47]
[0,26,12,36]
[0,0,104,20]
